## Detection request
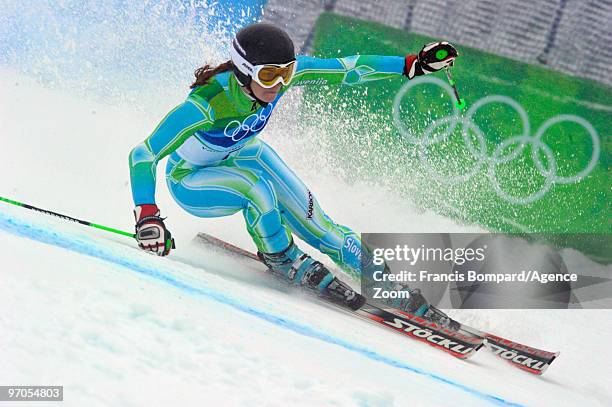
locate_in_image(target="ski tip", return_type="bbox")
[483,337,559,376]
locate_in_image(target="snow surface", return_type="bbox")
[1,64,611,407]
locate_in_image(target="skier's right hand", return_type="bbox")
[134,204,175,256]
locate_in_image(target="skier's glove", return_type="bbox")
[404,42,458,79]
[134,204,175,256]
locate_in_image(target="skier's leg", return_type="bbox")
[227,140,449,317]
[165,153,360,306]
[279,200,363,279]
[228,139,364,280]
[165,157,291,254]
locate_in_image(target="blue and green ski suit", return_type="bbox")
[129,54,405,279]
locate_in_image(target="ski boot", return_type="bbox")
[258,242,366,310]
[324,277,367,310]
[423,305,461,331]
[384,285,430,316]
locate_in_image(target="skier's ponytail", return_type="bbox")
[190,60,234,88]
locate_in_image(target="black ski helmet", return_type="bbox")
[230,23,295,87]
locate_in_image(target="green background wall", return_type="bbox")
[301,13,611,262]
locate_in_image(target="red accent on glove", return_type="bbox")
[134,204,160,222]
[404,54,417,76]
[403,54,424,79]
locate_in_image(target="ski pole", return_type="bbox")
[444,67,466,110]
[0,196,136,239]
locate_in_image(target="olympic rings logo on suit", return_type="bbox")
[392,77,601,205]
[224,103,274,142]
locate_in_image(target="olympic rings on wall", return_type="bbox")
[392,77,600,205]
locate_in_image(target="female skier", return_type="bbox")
[129,23,457,312]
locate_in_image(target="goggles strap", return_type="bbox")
[230,40,256,76]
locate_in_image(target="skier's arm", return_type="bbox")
[129,99,214,206]
[288,42,458,88]
[288,54,405,87]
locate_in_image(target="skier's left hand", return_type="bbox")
[404,42,458,79]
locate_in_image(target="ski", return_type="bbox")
[482,334,559,375]
[195,232,558,374]
[355,305,484,359]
